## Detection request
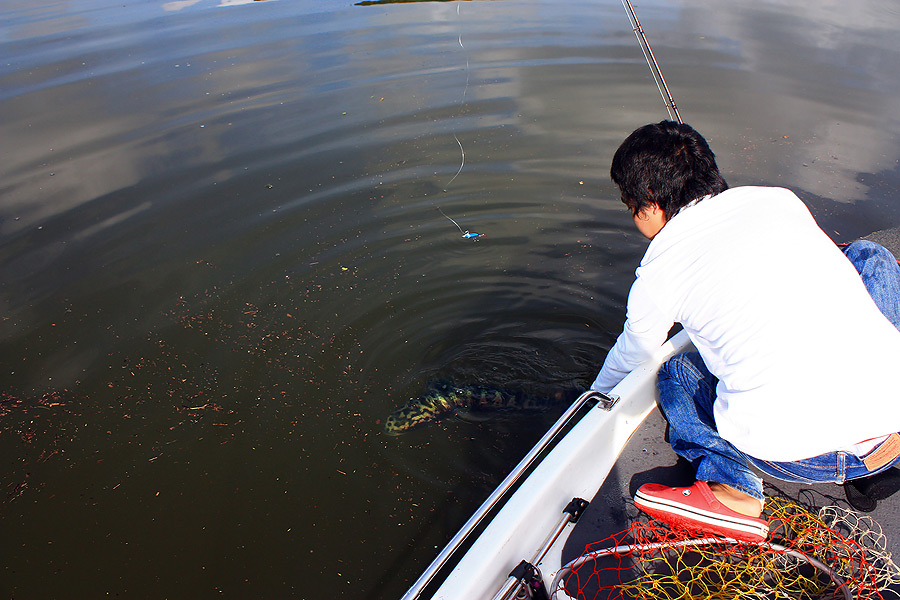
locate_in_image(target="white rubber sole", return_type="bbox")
[635,489,769,540]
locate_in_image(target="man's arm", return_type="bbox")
[590,277,674,392]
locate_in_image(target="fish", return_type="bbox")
[383,381,580,435]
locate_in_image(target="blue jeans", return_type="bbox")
[842,240,900,329]
[657,240,900,501]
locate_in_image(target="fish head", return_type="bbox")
[383,392,457,435]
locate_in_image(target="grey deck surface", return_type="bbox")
[561,228,900,596]
[864,228,900,252]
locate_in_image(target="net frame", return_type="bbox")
[551,496,900,600]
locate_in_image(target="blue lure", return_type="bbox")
[438,207,482,240]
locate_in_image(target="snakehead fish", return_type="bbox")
[383,381,580,435]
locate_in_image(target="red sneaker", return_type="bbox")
[634,481,769,543]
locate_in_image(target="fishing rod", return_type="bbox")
[621,0,683,124]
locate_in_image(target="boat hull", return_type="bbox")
[427,330,693,599]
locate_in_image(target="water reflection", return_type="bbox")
[658,0,900,208]
[2,1,900,598]
[357,0,463,5]
[164,0,281,10]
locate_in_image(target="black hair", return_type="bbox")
[610,120,728,218]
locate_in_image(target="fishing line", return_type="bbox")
[437,1,482,239]
[445,133,466,190]
[444,2,470,190]
[621,0,683,124]
[437,207,481,239]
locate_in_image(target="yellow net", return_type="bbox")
[553,496,900,600]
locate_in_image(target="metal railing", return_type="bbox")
[400,390,617,600]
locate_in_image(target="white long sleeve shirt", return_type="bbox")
[591,186,900,461]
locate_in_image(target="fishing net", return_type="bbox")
[552,496,900,600]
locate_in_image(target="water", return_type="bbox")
[3,0,900,598]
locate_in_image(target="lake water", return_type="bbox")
[3,0,900,598]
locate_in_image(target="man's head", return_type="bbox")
[611,120,728,220]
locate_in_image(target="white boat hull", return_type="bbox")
[429,330,693,600]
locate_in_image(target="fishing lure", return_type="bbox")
[438,207,482,240]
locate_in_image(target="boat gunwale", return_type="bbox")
[412,329,694,599]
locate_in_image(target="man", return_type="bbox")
[591,120,900,542]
